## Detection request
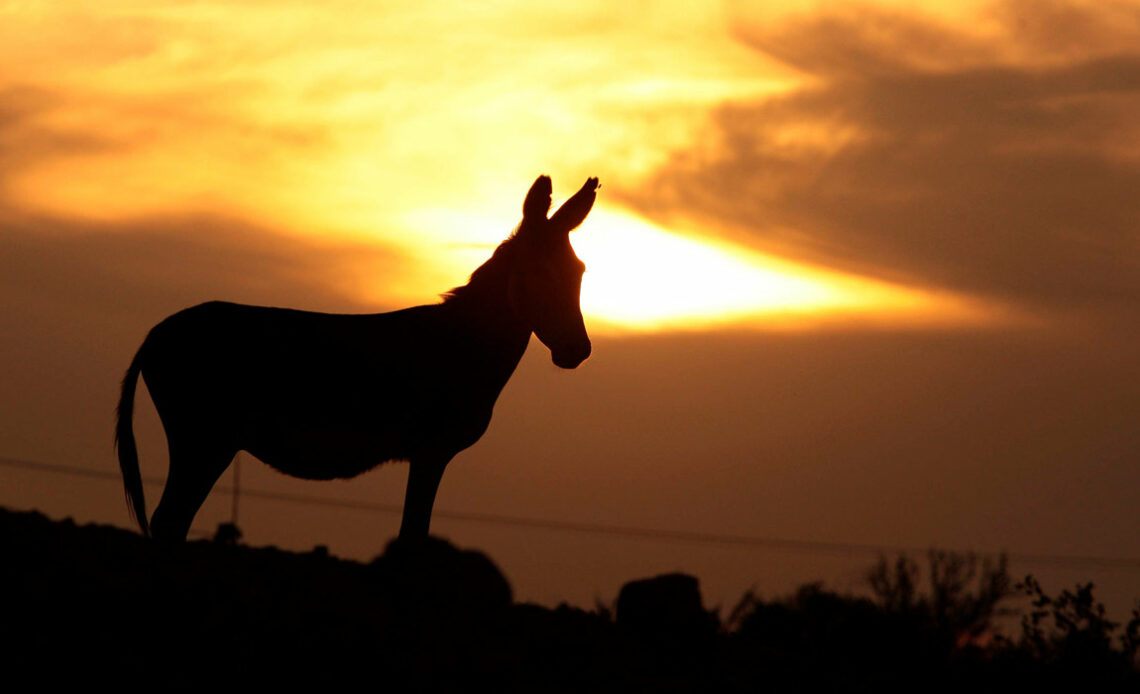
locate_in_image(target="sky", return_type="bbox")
[2,0,1139,619]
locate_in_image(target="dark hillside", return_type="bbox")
[2,507,1136,692]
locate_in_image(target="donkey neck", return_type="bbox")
[441,239,532,362]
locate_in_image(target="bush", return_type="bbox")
[866,549,1013,648]
[1012,575,1140,675]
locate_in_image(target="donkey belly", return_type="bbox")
[240,396,496,480]
[244,427,399,480]
[240,399,417,480]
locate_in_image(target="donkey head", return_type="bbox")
[511,175,597,369]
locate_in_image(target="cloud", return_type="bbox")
[0,1,776,257]
[990,0,1140,61]
[0,86,121,187]
[0,83,406,328]
[621,1,1140,325]
[0,207,405,330]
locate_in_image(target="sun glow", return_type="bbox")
[364,204,991,332]
[571,209,981,331]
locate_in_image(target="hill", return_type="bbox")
[2,507,1136,691]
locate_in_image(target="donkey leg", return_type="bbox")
[151,439,236,541]
[399,456,450,540]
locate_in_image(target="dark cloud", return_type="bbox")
[0,207,405,329]
[730,7,999,78]
[623,2,1140,325]
[992,0,1140,60]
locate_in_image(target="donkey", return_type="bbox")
[116,175,598,540]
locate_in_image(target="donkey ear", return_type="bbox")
[522,175,553,221]
[550,177,599,233]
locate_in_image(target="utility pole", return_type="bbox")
[214,451,243,545]
[231,450,241,527]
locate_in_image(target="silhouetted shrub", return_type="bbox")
[616,573,718,643]
[728,581,925,688]
[867,549,1013,650]
[369,535,513,613]
[1005,574,1140,684]
[212,521,242,545]
[724,550,1020,690]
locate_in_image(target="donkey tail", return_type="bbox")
[115,344,150,536]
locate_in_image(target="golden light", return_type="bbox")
[571,208,986,332]
[386,203,994,333]
[577,209,836,328]
[0,0,1006,334]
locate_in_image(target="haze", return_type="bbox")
[2,1,1138,617]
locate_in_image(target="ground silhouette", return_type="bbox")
[2,507,1136,691]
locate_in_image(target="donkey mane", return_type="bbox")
[440,235,519,305]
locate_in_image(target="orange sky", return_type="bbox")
[2,0,1139,619]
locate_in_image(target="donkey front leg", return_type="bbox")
[399,456,450,540]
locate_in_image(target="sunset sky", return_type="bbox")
[2,0,1138,618]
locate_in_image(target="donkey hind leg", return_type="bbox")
[399,456,451,540]
[150,439,236,541]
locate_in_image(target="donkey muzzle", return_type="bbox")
[552,340,591,369]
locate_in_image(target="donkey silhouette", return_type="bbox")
[116,175,598,540]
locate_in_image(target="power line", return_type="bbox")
[3,454,1140,571]
[0,454,406,512]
